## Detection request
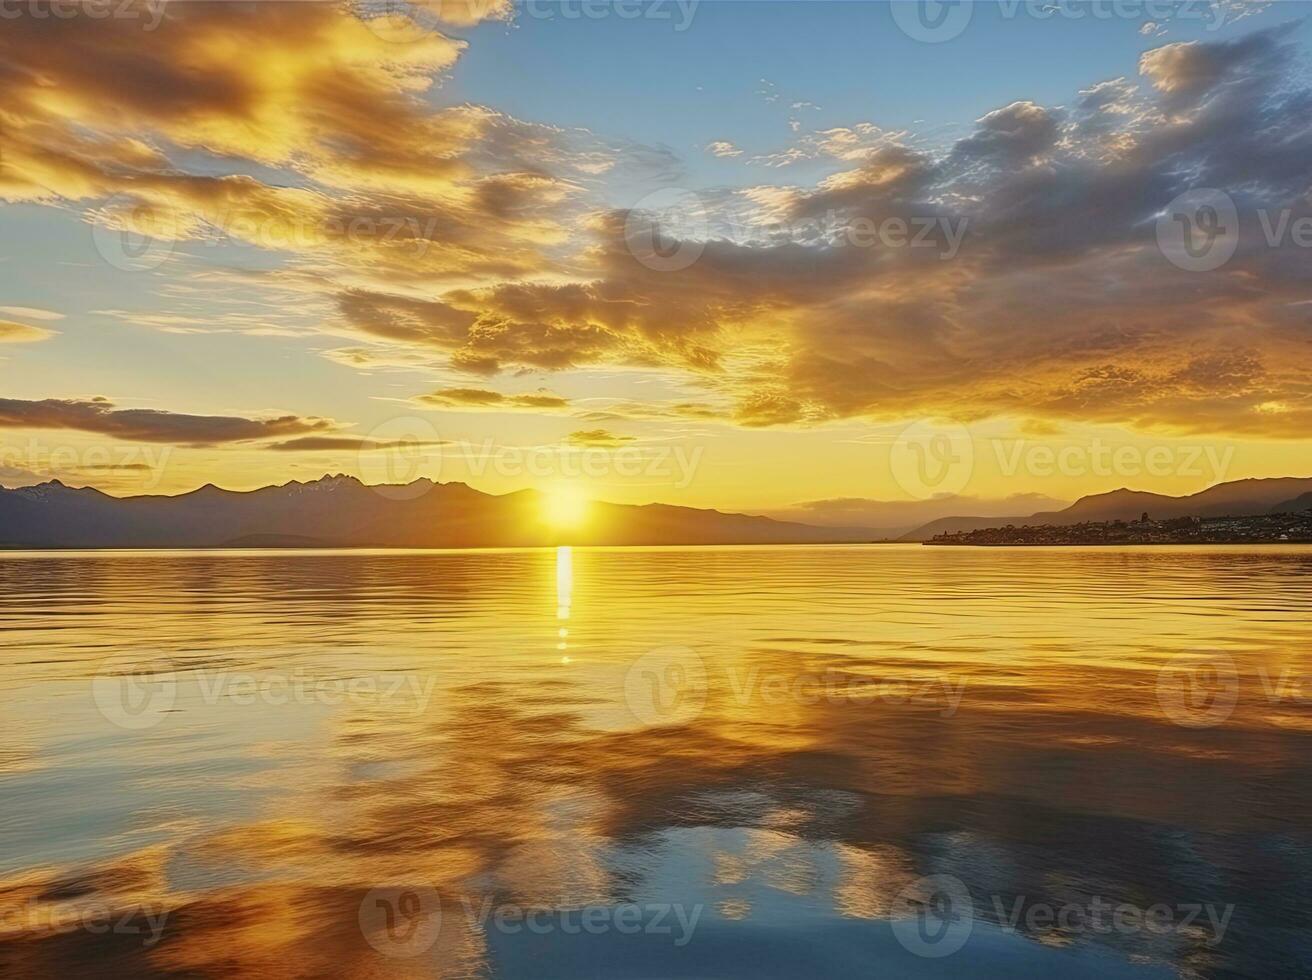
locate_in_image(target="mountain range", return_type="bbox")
[0,475,877,549]
[3,475,1311,549]
[898,477,1312,540]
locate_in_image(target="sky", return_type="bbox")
[2,0,1312,527]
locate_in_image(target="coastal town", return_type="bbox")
[928,511,1312,546]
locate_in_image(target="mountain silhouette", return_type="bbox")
[900,477,1312,540]
[10,474,1312,549]
[0,475,878,549]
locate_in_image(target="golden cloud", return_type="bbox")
[417,387,571,411]
[0,4,595,294]
[563,429,635,448]
[0,320,55,344]
[265,435,449,452]
[6,12,1312,441]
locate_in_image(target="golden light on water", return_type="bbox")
[4,546,1312,977]
[556,545,572,625]
[557,546,571,657]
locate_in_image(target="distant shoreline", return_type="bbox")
[928,511,1312,547]
[926,539,1312,547]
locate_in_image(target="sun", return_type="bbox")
[542,484,590,529]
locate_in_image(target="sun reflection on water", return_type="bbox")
[556,546,572,658]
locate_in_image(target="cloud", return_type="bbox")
[1017,418,1066,437]
[8,13,1312,442]
[412,0,516,27]
[752,122,908,167]
[0,307,64,322]
[564,429,635,448]
[0,397,333,446]
[323,24,1312,437]
[0,320,55,344]
[573,399,725,424]
[0,7,465,192]
[0,3,603,299]
[1139,28,1286,109]
[265,436,449,452]
[949,101,1060,168]
[706,141,743,158]
[733,389,817,428]
[417,386,571,411]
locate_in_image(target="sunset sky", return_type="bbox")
[2,0,1311,526]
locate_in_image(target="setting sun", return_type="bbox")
[542,485,590,529]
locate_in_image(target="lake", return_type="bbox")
[1,545,1309,977]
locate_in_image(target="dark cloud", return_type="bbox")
[265,436,449,452]
[0,398,332,447]
[949,101,1061,169]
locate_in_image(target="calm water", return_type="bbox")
[1,545,1310,978]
